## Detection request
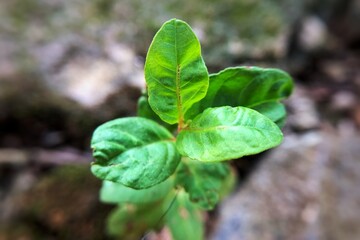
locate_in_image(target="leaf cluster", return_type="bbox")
[90,19,293,239]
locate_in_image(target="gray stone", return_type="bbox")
[287,85,321,130]
[0,149,28,165]
[211,125,360,240]
[32,36,144,108]
[331,91,357,111]
[299,16,328,52]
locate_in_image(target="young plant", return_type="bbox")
[90,19,293,239]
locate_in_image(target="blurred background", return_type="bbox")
[0,0,359,239]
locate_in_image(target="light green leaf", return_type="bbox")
[91,117,180,189]
[107,201,165,240]
[252,101,286,127]
[100,177,174,204]
[186,66,293,119]
[165,190,204,240]
[175,158,230,210]
[177,106,283,162]
[145,18,209,125]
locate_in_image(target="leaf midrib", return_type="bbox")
[182,124,279,134]
[174,20,184,127]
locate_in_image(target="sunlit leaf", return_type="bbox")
[177,106,283,162]
[145,18,209,125]
[91,117,180,189]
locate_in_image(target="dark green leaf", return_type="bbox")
[177,106,283,162]
[100,177,174,204]
[145,18,209,125]
[91,117,180,189]
[175,158,230,210]
[137,93,176,132]
[165,190,204,240]
[137,93,161,122]
[186,66,293,119]
[218,166,237,200]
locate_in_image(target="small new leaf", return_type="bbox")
[145,18,209,125]
[177,106,283,162]
[91,117,180,189]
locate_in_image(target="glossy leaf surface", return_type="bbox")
[175,158,230,210]
[100,177,173,204]
[145,18,209,125]
[91,117,180,189]
[186,66,293,119]
[177,106,283,162]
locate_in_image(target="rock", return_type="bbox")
[1,0,146,111]
[0,149,27,165]
[287,85,321,131]
[32,36,145,108]
[0,39,19,79]
[299,16,328,52]
[330,91,357,111]
[211,125,360,240]
[1,0,354,78]
[321,60,348,83]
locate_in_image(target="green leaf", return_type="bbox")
[177,106,283,162]
[107,201,165,240]
[91,117,180,189]
[165,190,204,240]
[252,101,286,127]
[218,166,237,200]
[175,158,230,210]
[100,177,174,204]
[137,93,176,132]
[145,18,209,125]
[137,93,161,122]
[186,66,293,119]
